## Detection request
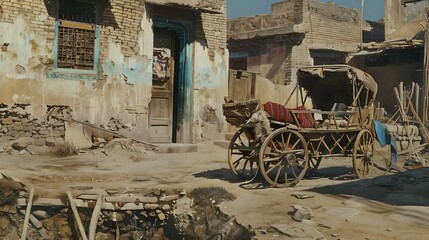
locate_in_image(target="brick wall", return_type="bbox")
[304,0,360,46]
[99,0,144,61]
[196,0,227,59]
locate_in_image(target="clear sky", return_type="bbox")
[227,0,384,21]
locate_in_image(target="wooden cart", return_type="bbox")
[223,65,378,187]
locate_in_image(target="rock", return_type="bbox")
[11,137,34,150]
[271,222,326,239]
[34,139,46,146]
[33,210,48,220]
[327,207,360,219]
[160,195,180,202]
[144,203,159,210]
[292,205,314,222]
[161,204,171,211]
[291,192,314,199]
[18,150,26,155]
[45,137,56,147]
[158,212,166,221]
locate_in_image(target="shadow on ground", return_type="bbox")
[307,167,429,206]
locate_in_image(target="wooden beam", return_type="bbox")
[67,191,88,240]
[20,187,34,240]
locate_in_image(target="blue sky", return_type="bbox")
[227,0,384,21]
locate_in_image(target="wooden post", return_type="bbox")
[67,191,88,240]
[422,7,429,123]
[360,0,365,49]
[88,195,103,240]
[20,187,34,240]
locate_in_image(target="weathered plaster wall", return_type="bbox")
[0,0,228,143]
[385,0,429,36]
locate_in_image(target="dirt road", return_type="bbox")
[1,143,429,239]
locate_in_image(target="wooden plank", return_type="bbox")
[20,187,34,240]
[59,20,95,30]
[88,195,102,240]
[67,191,88,240]
[53,115,158,151]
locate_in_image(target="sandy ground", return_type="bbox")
[1,143,429,240]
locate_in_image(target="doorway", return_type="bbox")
[149,19,192,143]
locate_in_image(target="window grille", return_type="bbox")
[57,0,96,70]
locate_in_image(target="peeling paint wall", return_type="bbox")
[0,0,228,143]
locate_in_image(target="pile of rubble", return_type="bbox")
[0,104,69,154]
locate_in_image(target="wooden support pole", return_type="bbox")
[67,191,88,240]
[88,195,103,240]
[20,187,34,240]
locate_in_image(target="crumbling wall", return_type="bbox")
[0,0,229,143]
[385,0,429,36]
[0,104,67,154]
[227,0,360,85]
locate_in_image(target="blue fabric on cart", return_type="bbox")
[373,120,397,164]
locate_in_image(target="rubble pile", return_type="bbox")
[0,104,69,154]
[386,124,422,152]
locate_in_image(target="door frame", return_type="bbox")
[153,18,193,143]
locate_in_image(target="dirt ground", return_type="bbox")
[1,143,429,240]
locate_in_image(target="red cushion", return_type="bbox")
[263,102,293,123]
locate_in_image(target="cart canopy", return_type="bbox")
[297,65,377,111]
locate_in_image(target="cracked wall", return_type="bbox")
[0,0,228,143]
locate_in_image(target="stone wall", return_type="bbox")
[0,104,67,154]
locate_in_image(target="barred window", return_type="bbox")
[56,0,97,70]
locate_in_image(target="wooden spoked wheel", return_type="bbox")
[259,128,309,187]
[352,129,374,178]
[228,129,259,182]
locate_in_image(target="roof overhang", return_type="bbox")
[145,0,223,14]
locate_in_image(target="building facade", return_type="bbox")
[0,0,228,144]
[227,0,362,85]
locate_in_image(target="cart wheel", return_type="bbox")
[228,129,259,182]
[353,129,374,178]
[259,128,308,187]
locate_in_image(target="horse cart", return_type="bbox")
[223,65,378,187]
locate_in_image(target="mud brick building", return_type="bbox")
[227,0,362,85]
[0,0,228,144]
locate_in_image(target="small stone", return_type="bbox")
[179,190,187,196]
[33,210,48,219]
[45,137,55,147]
[160,195,179,202]
[260,229,267,234]
[292,205,314,222]
[144,203,160,210]
[161,204,171,211]
[331,233,340,237]
[11,137,34,150]
[19,150,26,155]
[387,228,392,232]
[158,212,166,221]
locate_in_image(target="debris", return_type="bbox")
[292,205,314,222]
[0,174,26,213]
[53,114,158,151]
[271,222,326,239]
[291,192,314,199]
